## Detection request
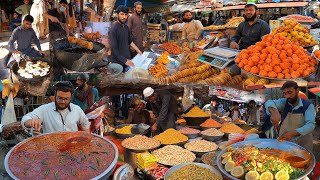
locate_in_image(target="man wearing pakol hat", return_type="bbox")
[126,97,152,126]
[230,2,270,50]
[143,87,178,134]
[72,74,99,112]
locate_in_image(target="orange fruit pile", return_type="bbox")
[235,34,317,79]
[314,49,320,60]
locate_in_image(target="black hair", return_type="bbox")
[248,100,256,105]
[210,95,218,102]
[116,5,129,14]
[183,10,191,17]
[24,15,34,23]
[54,81,74,95]
[245,4,258,10]
[59,0,68,5]
[134,1,142,8]
[281,81,299,90]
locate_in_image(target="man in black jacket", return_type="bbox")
[143,87,178,134]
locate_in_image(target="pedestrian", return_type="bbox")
[128,1,144,54]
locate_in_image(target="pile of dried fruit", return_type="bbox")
[184,139,218,152]
[178,127,200,135]
[235,33,317,79]
[154,128,188,145]
[122,135,161,150]
[201,128,224,137]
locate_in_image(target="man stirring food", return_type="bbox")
[230,3,270,50]
[21,81,91,133]
[264,81,316,151]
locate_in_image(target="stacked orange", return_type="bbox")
[235,34,317,79]
[314,49,320,60]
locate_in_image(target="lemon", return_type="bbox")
[260,171,274,180]
[231,166,245,178]
[221,152,232,158]
[225,161,235,172]
[275,170,289,180]
[245,171,260,180]
[222,156,232,164]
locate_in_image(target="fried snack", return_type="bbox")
[199,71,232,85]
[157,52,170,65]
[181,50,204,64]
[149,64,168,78]
[67,36,94,50]
[224,17,245,28]
[160,42,182,55]
[82,32,102,40]
[225,75,243,86]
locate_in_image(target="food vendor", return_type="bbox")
[181,10,204,43]
[109,5,142,70]
[143,87,178,134]
[7,15,44,67]
[202,95,223,117]
[21,81,91,133]
[126,98,152,126]
[230,3,270,50]
[265,81,316,151]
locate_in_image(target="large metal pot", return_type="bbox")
[4,132,119,180]
[54,40,106,72]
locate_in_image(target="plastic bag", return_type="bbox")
[1,92,17,125]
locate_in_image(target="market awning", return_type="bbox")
[115,0,162,7]
[214,2,308,11]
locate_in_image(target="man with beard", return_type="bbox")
[128,1,144,54]
[181,10,204,43]
[72,74,99,112]
[230,3,270,50]
[143,87,178,134]
[126,98,151,126]
[264,81,316,151]
[21,81,91,133]
[109,5,142,70]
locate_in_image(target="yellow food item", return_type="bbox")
[82,32,102,40]
[154,128,188,145]
[176,118,186,123]
[231,166,245,178]
[244,128,259,135]
[148,64,168,78]
[222,156,232,164]
[275,170,289,180]
[184,106,209,117]
[225,161,235,172]
[67,36,93,50]
[115,125,132,134]
[157,52,170,65]
[220,123,245,134]
[245,171,260,180]
[260,171,274,180]
[221,152,232,158]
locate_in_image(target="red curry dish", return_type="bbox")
[6,132,117,180]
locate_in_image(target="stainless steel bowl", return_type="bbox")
[216,139,316,180]
[164,162,223,180]
[201,134,224,142]
[4,132,119,180]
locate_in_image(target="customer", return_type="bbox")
[109,5,142,70]
[226,102,241,120]
[181,10,204,43]
[15,0,31,22]
[246,100,259,125]
[202,95,223,117]
[126,97,152,126]
[143,87,178,134]
[21,81,91,133]
[128,1,144,53]
[43,0,69,46]
[8,15,44,65]
[30,0,48,39]
[230,3,270,50]
[10,12,21,32]
[72,74,99,112]
[265,81,315,151]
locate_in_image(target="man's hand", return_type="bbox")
[230,41,239,50]
[50,16,60,23]
[125,60,134,67]
[269,107,281,130]
[24,119,42,132]
[151,123,157,131]
[278,130,299,141]
[39,50,46,56]
[137,50,143,55]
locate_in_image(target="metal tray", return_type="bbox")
[113,163,135,180]
[164,162,223,180]
[216,139,316,180]
[150,44,181,57]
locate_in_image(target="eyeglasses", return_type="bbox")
[56,96,71,102]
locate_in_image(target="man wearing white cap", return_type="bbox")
[143,87,178,133]
[126,98,152,126]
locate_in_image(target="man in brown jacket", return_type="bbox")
[128,1,144,53]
